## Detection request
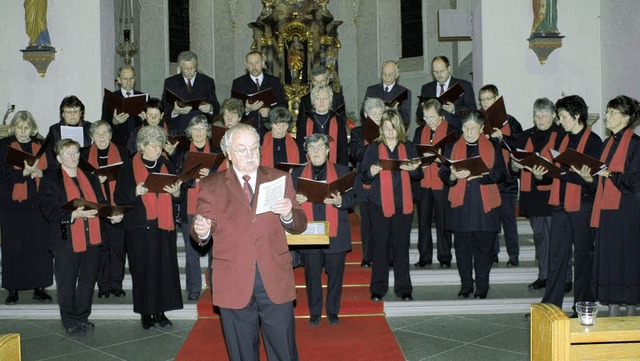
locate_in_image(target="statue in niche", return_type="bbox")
[287,35,305,82]
[24,0,52,48]
[531,0,559,35]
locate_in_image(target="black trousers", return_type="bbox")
[495,192,519,258]
[359,199,374,262]
[301,251,347,315]
[53,245,100,329]
[453,232,495,294]
[415,187,452,264]
[97,225,126,292]
[542,206,595,308]
[368,202,413,296]
[219,267,298,361]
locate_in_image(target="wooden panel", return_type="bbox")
[530,303,571,361]
[571,342,640,360]
[0,333,21,361]
[571,317,640,343]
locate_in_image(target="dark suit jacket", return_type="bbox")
[100,89,144,148]
[362,83,412,125]
[291,163,354,254]
[230,73,287,140]
[162,73,220,135]
[191,166,307,309]
[417,77,476,129]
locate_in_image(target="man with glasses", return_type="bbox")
[362,60,412,125]
[191,124,307,361]
[162,51,220,135]
[101,65,146,147]
[417,56,476,128]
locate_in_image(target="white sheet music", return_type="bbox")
[255,176,286,214]
[60,126,85,147]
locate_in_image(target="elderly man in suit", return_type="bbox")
[362,60,412,126]
[417,56,476,129]
[162,51,220,135]
[191,124,307,361]
[231,51,287,141]
[100,65,146,147]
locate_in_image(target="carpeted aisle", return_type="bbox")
[176,211,405,361]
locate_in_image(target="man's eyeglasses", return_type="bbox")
[233,146,260,157]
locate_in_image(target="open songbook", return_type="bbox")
[437,154,490,177]
[78,158,123,182]
[362,117,379,143]
[231,88,278,109]
[143,163,202,193]
[165,89,208,109]
[378,155,438,171]
[61,198,132,218]
[550,148,607,176]
[275,162,307,173]
[103,88,148,117]
[418,83,465,105]
[297,170,356,204]
[183,152,226,172]
[482,96,509,134]
[5,136,50,168]
[415,131,457,156]
[384,88,409,108]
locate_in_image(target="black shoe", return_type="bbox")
[110,289,126,297]
[33,288,52,303]
[188,292,200,301]
[309,315,321,326]
[5,290,18,305]
[457,287,473,298]
[141,314,155,330]
[82,322,95,331]
[327,313,339,325]
[506,256,519,267]
[98,290,110,299]
[474,292,487,299]
[388,260,394,267]
[400,293,413,301]
[528,279,546,289]
[440,262,451,269]
[564,282,573,293]
[155,312,173,328]
[370,293,383,302]
[65,325,86,336]
[360,260,372,268]
[414,260,431,268]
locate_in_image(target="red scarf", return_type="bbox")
[590,128,632,227]
[133,153,175,230]
[520,132,557,192]
[63,168,102,253]
[11,140,48,202]
[306,115,338,164]
[499,123,512,169]
[300,163,339,237]
[379,143,413,217]
[549,127,591,212]
[88,142,122,205]
[419,122,447,190]
[261,132,299,167]
[448,137,501,213]
[187,142,211,215]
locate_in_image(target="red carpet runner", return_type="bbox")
[176,211,405,360]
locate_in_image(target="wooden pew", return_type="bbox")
[530,303,640,360]
[0,333,21,361]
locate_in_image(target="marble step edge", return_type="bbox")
[0,303,199,320]
[390,267,539,286]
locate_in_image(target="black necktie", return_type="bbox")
[242,175,253,204]
[439,84,445,95]
[187,79,192,93]
[255,78,260,90]
[384,86,389,93]
[126,91,131,97]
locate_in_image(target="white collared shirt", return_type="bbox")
[383,82,396,92]
[232,166,257,193]
[253,73,264,87]
[183,73,197,87]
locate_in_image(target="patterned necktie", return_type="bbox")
[439,83,445,96]
[187,79,192,93]
[255,78,260,90]
[242,175,253,204]
[384,86,389,93]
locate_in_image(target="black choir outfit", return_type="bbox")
[362,83,412,126]
[438,136,507,297]
[591,127,640,306]
[44,120,92,167]
[0,137,53,296]
[417,77,476,129]
[114,154,184,318]
[291,162,353,319]
[412,120,460,267]
[361,141,423,298]
[541,127,602,310]
[80,142,130,297]
[348,126,375,265]
[162,73,220,134]
[261,131,302,167]
[297,90,346,148]
[100,89,145,147]
[297,110,348,166]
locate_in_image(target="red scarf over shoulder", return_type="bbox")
[307,115,338,164]
[448,136,501,213]
[187,142,210,215]
[419,122,447,190]
[261,132,299,167]
[301,163,339,237]
[11,140,48,202]
[520,132,557,192]
[88,142,122,205]
[549,127,591,212]
[590,128,632,227]
[379,143,413,217]
[133,154,175,230]
[63,168,102,252]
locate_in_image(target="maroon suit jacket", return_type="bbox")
[191,166,307,309]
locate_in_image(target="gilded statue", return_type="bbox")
[24,0,51,47]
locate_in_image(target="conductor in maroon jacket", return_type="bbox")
[191,124,307,361]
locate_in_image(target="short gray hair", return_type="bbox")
[303,133,329,152]
[185,115,212,141]
[223,123,259,153]
[363,97,385,116]
[310,85,333,109]
[89,120,112,138]
[177,51,198,68]
[533,97,556,118]
[136,125,167,152]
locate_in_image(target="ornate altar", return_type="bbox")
[249,0,342,117]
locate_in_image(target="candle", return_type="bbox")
[124,29,131,42]
[579,314,594,326]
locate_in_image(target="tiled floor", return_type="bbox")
[0,313,529,360]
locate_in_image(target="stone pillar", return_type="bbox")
[138,0,169,97]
